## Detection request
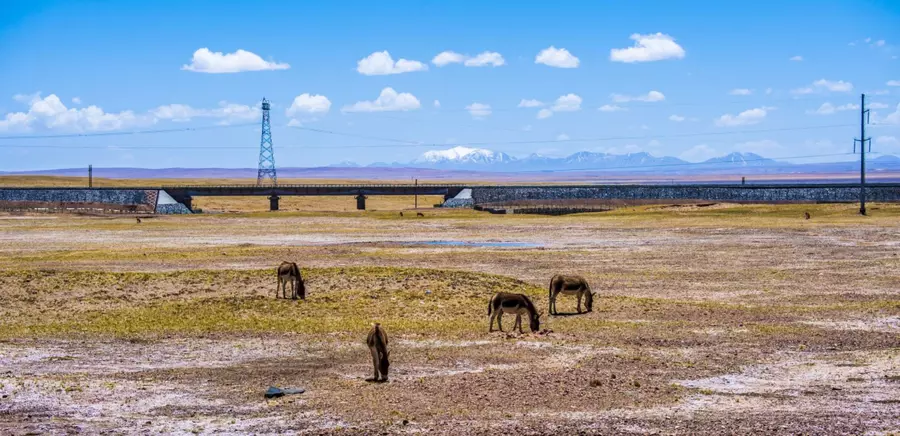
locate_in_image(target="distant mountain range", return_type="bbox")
[325,146,900,174]
[3,146,899,180]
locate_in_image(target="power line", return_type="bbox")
[287,125,421,144]
[0,122,257,140]
[0,123,858,150]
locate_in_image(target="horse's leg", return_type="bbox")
[290,278,297,300]
[277,278,282,299]
[549,292,555,315]
[497,313,503,332]
[369,346,380,381]
[515,314,522,333]
[577,291,582,313]
[489,310,496,332]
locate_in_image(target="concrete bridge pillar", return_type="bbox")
[269,195,280,211]
[355,194,367,210]
[181,196,193,212]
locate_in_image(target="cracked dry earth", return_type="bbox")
[1,204,899,435]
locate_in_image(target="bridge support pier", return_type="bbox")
[269,195,280,211]
[181,196,193,212]
[355,194,367,210]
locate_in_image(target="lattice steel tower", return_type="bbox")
[256,98,277,186]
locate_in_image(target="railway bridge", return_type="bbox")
[164,184,467,211]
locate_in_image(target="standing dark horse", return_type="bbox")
[548,274,594,315]
[488,292,542,333]
[276,261,306,300]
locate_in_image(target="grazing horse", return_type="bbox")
[488,292,542,333]
[135,218,142,224]
[399,212,404,217]
[548,274,594,315]
[804,212,811,220]
[416,212,425,217]
[366,323,390,382]
[276,261,306,300]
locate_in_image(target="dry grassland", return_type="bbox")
[0,201,898,434]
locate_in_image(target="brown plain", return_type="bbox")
[0,179,898,434]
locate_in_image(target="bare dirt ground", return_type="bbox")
[0,203,898,434]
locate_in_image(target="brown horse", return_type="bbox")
[276,261,306,300]
[488,292,542,333]
[548,274,594,315]
[366,323,390,382]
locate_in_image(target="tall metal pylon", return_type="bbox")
[853,93,871,215]
[256,97,277,186]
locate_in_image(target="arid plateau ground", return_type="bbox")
[0,200,898,434]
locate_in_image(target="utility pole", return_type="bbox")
[854,94,871,215]
[88,165,92,188]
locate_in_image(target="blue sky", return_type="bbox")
[0,0,899,171]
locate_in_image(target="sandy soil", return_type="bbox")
[0,205,898,434]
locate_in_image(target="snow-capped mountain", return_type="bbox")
[701,152,778,167]
[413,146,516,165]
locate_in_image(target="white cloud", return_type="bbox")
[342,87,421,112]
[729,88,752,96]
[611,90,666,103]
[535,46,580,68]
[869,102,889,109]
[152,101,260,124]
[792,79,854,95]
[537,108,553,119]
[0,93,142,132]
[356,51,427,75]
[181,48,289,73]
[679,144,718,162]
[609,33,685,63]
[876,136,899,146]
[888,80,900,87]
[518,99,544,108]
[875,40,886,47]
[465,102,491,118]
[556,133,570,141]
[71,97,82,105]
[599,104,626,112]
[789,56,804,62]
[433,50,505,67]
[434,100,441,108]
[715,107,770,126]
[877,103,900,125]
[551,93,582,112]
[286,94,331,117]
[432,51,466,67]
[807,102,859,115]
[464,51,505,67]
[669,114,685,122]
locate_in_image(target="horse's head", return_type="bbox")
[585,291,595,312]
[530,310,543,332]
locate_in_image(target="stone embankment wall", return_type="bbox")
[470,185,900,205]
[0,189,191,214]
